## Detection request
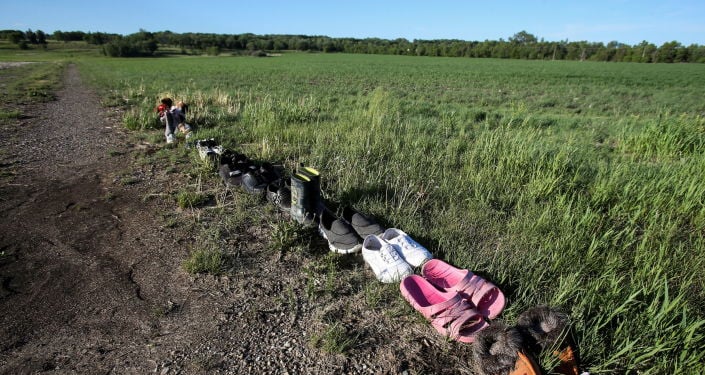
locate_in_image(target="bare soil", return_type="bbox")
[0,65,475,374]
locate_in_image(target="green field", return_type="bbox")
[8,50,705,373]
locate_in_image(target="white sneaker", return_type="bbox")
[196,139,215,159]
[382,228,433,268]
[361,235,413,283]
[166,134,175,144]
[212,145,225,155]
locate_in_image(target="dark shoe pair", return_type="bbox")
[318,207,362,254]
[218,152,257,188]
[341,206,384,237]
[219,150,255,170]
[242,162,281,194]
[219,163,249,187]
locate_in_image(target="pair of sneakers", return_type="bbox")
[318,206,384,254]
[318,207,364,254]
[195,138,224,160]
[361,228,433,283]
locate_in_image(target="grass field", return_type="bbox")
[6,49,704,373]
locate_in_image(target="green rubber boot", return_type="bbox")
[290,171,319,226]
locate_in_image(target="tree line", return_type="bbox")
[1,28,703,63]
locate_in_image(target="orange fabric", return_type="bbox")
[510,352,541,375]
[552,346,580,375]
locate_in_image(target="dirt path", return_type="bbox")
[0,64,474,374]
[0,64,217,374]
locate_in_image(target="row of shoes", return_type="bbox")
[188,139,583,375]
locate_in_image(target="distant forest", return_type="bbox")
[2,28,704,63]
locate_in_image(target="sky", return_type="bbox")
[1,0,704,46]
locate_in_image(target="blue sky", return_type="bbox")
[2,0,703,46]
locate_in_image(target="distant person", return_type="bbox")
[173,101,192,139]
[157,97,177,144]
[157,98,191,143]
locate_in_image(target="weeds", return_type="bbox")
[310,321,359,354]
[175,190,210,209]
[182,248,225,275]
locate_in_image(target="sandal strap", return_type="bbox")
[429,296,483,339]
[455,271,496,308]
[426,293,465,316]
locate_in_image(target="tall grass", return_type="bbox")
[77,53,705,374]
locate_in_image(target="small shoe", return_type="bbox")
[242,171,267,194]
[422,259,506,319]
[361,234,413,283]
[381,228,432,268]
[219,164,246,187]
[266,179,291,212]
[212,145,225,155]
[166,133,175,144]
[259,162,281,184]
[196,138,216,160]
[400,275,488,343]
[341,206,384,237]
[318,208,362,254]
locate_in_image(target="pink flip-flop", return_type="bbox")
[422,259,506,319]
[400,275,488,343]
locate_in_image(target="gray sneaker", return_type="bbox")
[341,206,384,237]
[318,208,362,254]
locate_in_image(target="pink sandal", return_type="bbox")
[400,275,488,343]
[422,259,506,319]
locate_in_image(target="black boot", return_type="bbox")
[298,166,321,214]
[290,172,318,226]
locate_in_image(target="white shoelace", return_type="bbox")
[380,247,401,264]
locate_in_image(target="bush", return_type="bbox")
[102,39,158,57]
[206,46,220,56]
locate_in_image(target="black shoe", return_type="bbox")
[259,162,281,184]
[266,179,291,211]
[319,207,362,254]
[242,171,268,194]
[219,164,246,187]
[341,206,384,237]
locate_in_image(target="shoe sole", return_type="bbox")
[327,242,362,254]
[319,227,362,254]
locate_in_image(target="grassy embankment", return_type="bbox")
[6,44,703,373]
